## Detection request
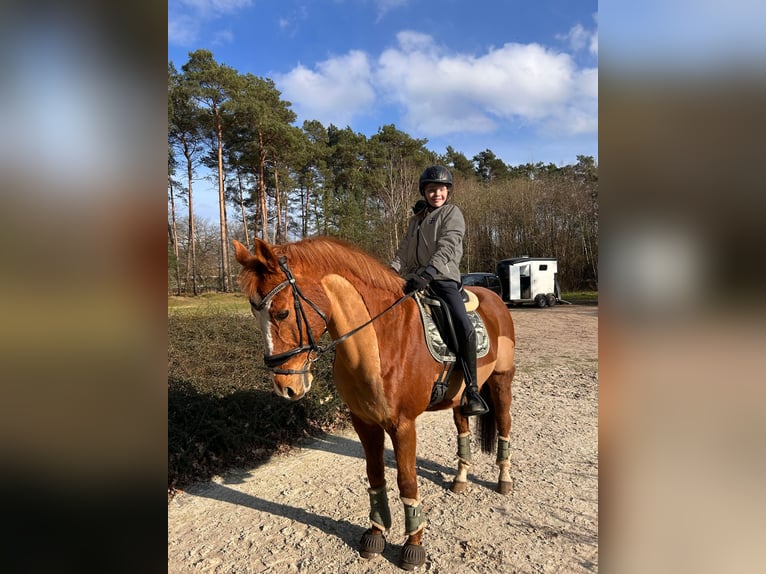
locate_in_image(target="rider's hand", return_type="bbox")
[404,268,435,294]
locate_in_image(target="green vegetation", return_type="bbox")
[168,305,349,494]
[168,292,250,314]
[560,291,598,304]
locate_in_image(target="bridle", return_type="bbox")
[250,256,414,376]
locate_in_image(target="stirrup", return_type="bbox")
[460,390,489,416]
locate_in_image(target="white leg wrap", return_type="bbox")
[498,460,512,483]
[455,459,470,483]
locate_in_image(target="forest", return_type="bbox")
[169,50,598,295]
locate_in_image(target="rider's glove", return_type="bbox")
[404,267,436,294]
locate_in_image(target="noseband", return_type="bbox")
[251,256,415,376]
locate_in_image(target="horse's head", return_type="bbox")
[233,239,329,401]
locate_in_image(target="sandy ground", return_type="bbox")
[168,304,598,573]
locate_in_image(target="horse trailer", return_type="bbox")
[496,257,560,307]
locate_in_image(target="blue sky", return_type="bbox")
[168,0,598,221]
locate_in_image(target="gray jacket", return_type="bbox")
[390,203,465,283]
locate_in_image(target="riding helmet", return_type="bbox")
[419,165,453,194]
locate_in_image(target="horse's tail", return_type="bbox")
[476,383,496,454]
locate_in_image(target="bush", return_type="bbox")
[168,311,349,494]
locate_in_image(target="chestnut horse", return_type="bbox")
[233,236,515,570]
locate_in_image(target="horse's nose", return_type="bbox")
[273,378,303,400]
[273,375,308,400]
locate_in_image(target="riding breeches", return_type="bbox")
[428,279,474,352]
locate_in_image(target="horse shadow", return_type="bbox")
[191,482,404,567]
[294,432,463,491]
[300,432,508,495]
[189,432,501,566]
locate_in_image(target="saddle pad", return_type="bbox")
[464,289,479,312]
[415,295,489,363]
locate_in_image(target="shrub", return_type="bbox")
[168,311,348,494]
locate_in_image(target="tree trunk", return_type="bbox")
[237,170,251,250]
[216,114,232,292]
[274,164,284,243]
[301,183,309,239]
[184,146,197,296]
[168,175,182,295]
[257,133,268,241]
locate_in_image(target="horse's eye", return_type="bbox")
[274,309,290,321]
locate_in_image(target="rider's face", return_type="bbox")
[423,183,449,208]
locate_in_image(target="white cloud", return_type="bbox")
[557,17,598,57]
[179,0,253,16]
[559,24,589,52]
[168,0,253,47]
[538,66,598,136]
[168,15,200,47]
[395,30,434,53]
[376,0,410,21]
[375,32,596,137]
[274,29,597,139]
[577,67,598,100]
[276,51,376,127]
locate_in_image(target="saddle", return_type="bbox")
[414,288,489,392]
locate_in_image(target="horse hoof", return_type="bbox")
[399,543,426,570]
[450,480,468,494]
[359,529,386,559]
[497,481,513,495]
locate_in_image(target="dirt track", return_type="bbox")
[168,304,598,573]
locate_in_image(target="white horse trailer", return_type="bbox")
[496,257,560,307]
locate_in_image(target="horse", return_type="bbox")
[233,236,515,571]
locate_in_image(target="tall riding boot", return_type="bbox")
[459,331,489,416]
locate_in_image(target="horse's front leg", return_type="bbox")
[450,409,472,493]
[351,414,391,560]
[388,419,427,571]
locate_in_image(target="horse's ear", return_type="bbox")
[232,240,253,266]
[233,239,279,274]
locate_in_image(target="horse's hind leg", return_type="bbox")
[351,414,390,559]
[496,434,512,494]
[450,410,471,493]
[487,367,514,494]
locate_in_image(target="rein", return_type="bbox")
[251,256,415,375]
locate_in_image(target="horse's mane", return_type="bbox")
[279,236,404,295]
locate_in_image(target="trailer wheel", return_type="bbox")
[535,294,548,308]
[546,293,557,307]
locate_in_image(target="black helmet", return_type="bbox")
[419,165,452,194]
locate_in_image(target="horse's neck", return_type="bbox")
[320,273,383,340]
